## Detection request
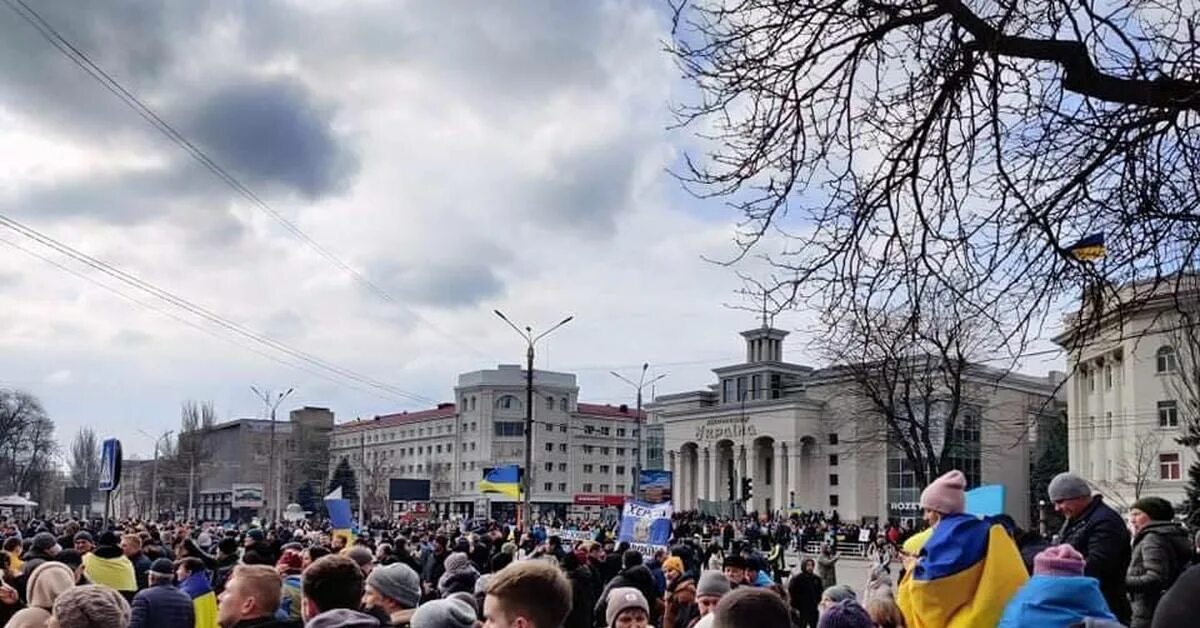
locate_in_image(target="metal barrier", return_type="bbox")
[802,541,868,558]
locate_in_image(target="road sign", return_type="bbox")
[98,438,122,491]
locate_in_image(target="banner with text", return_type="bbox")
[618,500,673,546]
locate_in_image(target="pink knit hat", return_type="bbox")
[918,470,967,514]
[1034,544,1085,576]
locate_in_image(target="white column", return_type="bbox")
[748,444,760,512]
[701,447,711,505]
[668,451,678,506]
[774,442,787,514]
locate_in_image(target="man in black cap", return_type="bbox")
[1049,471,1131,623]
[129,558,195,628]
[722,555,748,588]
[73,530,95,555]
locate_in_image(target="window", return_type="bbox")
[560,398,568,412]
[601,447,610,455]
[544,422,552,431]
[751,374,762,400]
[545,462,554,472]
[736,376,747,401]
[583,483,593,492]
[1104,364,1113,390]
[497,395,519,409]
[600,484,610,493]
[583,464,594,473]
[543,482,553,491]
[1157,346,1178,373]
[470,396,476,411]
[1087,415,1095,439]
[585,425,595,435]
[617,465,625,474]
[617,428,626,437]
[1088,370,1095,392]
[558,482,567,492]
[545,443,553,452]
[462,462,467,470]
[558,463,568,472]
[1160,453,1182,480]
[829,474,839,486]
[559,443,567,453]
[617,448,625,456]
[723,379,734,403]
[617,484,626,493]
[546,396,555,410]
[583,445,594,454]
[600,427,610,436]
[829,454,839,466]
[494,422,524,437]
[470,442,476,451]
[828,433,839,446]
[829,494,839,507]
[770,374,782,399]
[560,424,567,433]
[1105,412,1113,439]
[600,465,611,474]
[436,445,442,453]
[1159,401,1179,428]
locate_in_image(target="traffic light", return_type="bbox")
[741,477,753,502]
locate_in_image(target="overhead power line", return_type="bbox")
[3,0,482,359]
[0,212,437,406]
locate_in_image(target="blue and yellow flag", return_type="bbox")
[479,464,522,499]
[325,494,356,547]
[1067,233,1105,261]
[897,514,1028,628]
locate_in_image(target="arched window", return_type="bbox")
[497,395,519,410]
[470,396,477,411]
[546,396,555,410]
[1157,346,1178,373]
[461,397,468,410]
[560,397,568,412]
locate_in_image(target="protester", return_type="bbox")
[276,549,305,623]
[438,552,479,597]
[72,532,94,555]
[178,556,220,628]
[1125,496,1192,628]
[214,564,291,628]
[720,556,746,588]
[7,561,74,628]
[51,584,131,628]
[594,550,661,627]
[818,585,856,615]
[1049,472,1132,623]
[561,552,597,628]
[363,562,422,627]
[997,544,1116,627]
[694,570,730,619]
[122,534,154,591]
[213,537,242,595]
[788,558,824,628]
[605,587,651,628]
[1152,563,1200,627]
[817,546,839,587]
[482,559,571,628]
[817,599,873,628]
[863,596,906,628]
[663,569,698,628]
[897,470,1027,627]
[80,531,137,600]
[711,587,791,628]
[129,557,195,628]
[301,555,380,627]
[409,596,477,628]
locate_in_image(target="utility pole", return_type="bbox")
[138,429,173,522]
[251,386,295,523]
[494,310,573,529]
[611,364,666,501]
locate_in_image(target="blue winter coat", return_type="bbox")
[128,582,196,628]
[998,575,1116,628]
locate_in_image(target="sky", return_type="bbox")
[0,1,1063,461]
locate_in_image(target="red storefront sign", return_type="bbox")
[573,493,625,506]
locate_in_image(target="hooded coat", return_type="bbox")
[6,562,74,628]
[1127,521,1194,628]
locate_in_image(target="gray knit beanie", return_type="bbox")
[696,569,731,598]
[366,562,421,609]
[51,585,131,628]
[411,596,477,628]
[1047,472,1091,502]
[822,584,857,604]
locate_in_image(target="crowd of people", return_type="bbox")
[0,468,1197,627]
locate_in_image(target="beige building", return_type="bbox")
[1053,276,1199,507]
[652,325,1062,526]
[330,365,648,519]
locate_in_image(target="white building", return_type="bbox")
[330,365,649,519]
[652,324,1063,526]
[1053,276,1199,507]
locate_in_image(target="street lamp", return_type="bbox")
[494,310,573,528]
[137,428,174,521]
[611,363,666,500]
[251,386,295,523]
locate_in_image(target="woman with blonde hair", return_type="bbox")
[865,596,906,628]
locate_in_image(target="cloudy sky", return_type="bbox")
[0,1,1061,460]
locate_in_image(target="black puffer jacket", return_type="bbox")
[1059,496,1133,624]
[1127,521,1193,628]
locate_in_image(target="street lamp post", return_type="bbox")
[611,364,666,500]
[251,386,295,523]
[138,429,174,522]
[494,310,573,529]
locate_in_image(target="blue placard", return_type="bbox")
[965,485,1005,516]
[637,470,673,504]
[618,501,673,546]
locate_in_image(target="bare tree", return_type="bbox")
[360,452,395,519]
[670,0,1200,360]
[68,427,101,491]
[1096,430,1163,508]
[0,389,57,498]
[173,401,216,519]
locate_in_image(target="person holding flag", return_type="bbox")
[897,470,1028,627]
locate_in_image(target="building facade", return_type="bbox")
[652,325,1063,526]
[1053,277,1199,507]
[329,365,646,519]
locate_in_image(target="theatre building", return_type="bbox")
[649,324,1064,526]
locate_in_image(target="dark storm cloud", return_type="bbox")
[184,78,358,199]
[369,260,506,309]
[527,136,643,236]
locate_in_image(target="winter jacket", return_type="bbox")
[564,565,598,628]
[664,575,700,628]
[1058,495,1133,623]
[1152,563,1200,628]
[594,565,663,628]
[211,553,240,595]
[303,608,381,628]
[6,562,74,628]
[998,574,1116,627]
[1127,521,1193,628]
[816,554,838,587]
[787,571,823,617]
[129,583,196,628]
[129,552,153,590]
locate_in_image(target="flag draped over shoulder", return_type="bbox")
[479,465,521,499]
[1067,233,1105,260]
[898,514,1028,628]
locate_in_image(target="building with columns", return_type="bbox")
[651,324,1064,526]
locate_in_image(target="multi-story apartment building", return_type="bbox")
[1053,276,1199,507]
[329,365,645,519]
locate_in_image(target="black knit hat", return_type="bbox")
[1131,496,1174,522]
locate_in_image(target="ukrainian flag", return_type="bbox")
[325,494,356,547]
[479,464,522,499]
[897,514,1028,628]
[1067,233,1105,261]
